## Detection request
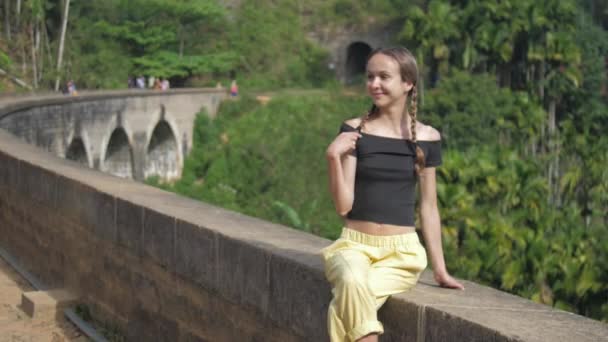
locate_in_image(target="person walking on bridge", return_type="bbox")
[323,46,464,342]
[230,79,239,97]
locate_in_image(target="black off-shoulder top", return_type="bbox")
[339,122,442,227]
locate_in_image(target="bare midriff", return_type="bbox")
[344,218,417,236]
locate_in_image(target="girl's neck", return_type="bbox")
[375,102,411,134]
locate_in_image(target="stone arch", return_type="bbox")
[144,120,179,180]
[64,129,93,168]
[143,105,183,181]
[345,42,372,83]
[102,127,134,179]
[65,138,89,166]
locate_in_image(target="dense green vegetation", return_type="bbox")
[3,0,607,322]
[3,0,398,90]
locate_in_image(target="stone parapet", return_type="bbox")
[0,88,226,119]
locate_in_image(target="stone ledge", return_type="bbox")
[394,273,608,341]
[21,289,79,320]
[1,125,607,341]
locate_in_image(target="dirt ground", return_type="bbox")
[0,257,88,342]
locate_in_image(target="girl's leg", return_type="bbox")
[325,248,384,342]
[357,334,379,342]
[348,241,426,342]
[369,242,428,309]
[323,229,427,341]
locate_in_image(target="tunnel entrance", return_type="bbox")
[345,42,372,84]
[104,128,134,179]
[65,138,89,166]
[144,121,179,180]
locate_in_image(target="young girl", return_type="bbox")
[323,47,464,342]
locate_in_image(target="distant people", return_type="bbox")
[230,80,238,97]
[161,78,170,91]
[136,75,145,89]
[215,82,223,89]
[154,78,162,90]
[148,76,155,89]
[127,76,135,89]
[67,80,78,96]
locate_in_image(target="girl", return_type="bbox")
[323,47,464,342]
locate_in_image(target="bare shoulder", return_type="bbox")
[416,122,441,141]
[344,117,362,129]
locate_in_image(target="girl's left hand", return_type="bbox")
[435,271,465,290]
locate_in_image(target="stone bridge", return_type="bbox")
[0,89,225,181]
[0,92,607,341]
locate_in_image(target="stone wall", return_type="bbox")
[0,129,330,341]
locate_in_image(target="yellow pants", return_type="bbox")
[321,228,427,342]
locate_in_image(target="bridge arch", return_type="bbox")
[144,120,180,180]
[64,130,93,168]
[143,106,183,181]
[100,121,135,179]
[65,138,89,167]
[345,41,372,83]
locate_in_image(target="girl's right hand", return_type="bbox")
[326,132,362,159]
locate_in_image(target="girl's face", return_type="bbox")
[366,53,413,108]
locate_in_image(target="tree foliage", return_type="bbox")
[421,71,545,151]
[225,0,331,88]
[66,0,231,87]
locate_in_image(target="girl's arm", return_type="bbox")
[326,152,357,216]
[419,166,464,289]
[326,129,360,216]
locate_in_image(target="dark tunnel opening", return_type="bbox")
[345,42,372,84]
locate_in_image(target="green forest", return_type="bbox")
[2,0,608,323]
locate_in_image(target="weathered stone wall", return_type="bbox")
[1,109,607,340]
[0,129,330,341]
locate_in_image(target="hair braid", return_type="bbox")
[409,87,425,174]
[360,104,377,131]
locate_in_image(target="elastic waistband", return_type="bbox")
[340,227,420,248]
